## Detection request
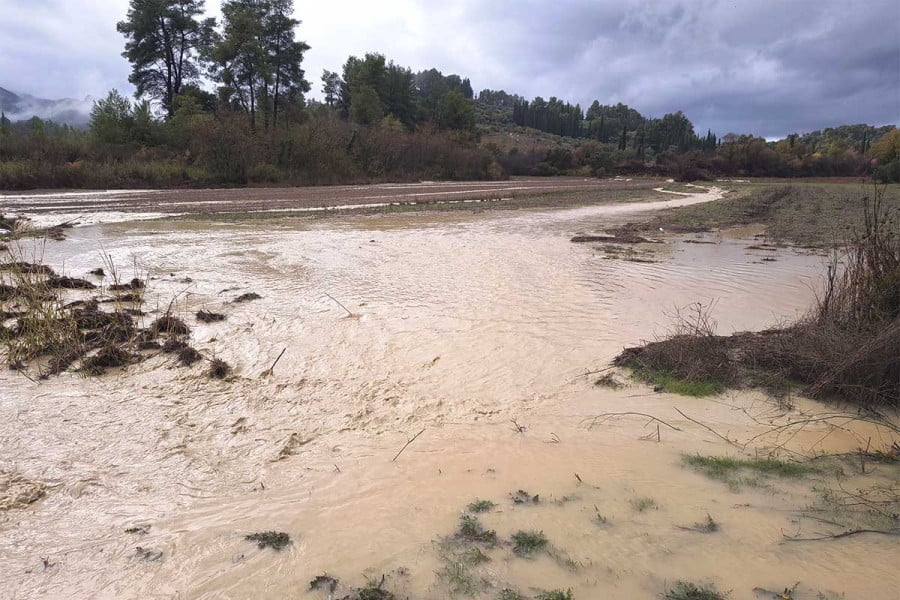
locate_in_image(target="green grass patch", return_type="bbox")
[642,370,724,397]
[455,514,498,546]
[535,590,574,600]
[683,454,818,490]
[511,530,548,557]
[466,499,496,513]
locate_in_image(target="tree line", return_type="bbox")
[0,0,897,189]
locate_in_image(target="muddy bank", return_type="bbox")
[2,188,897,599]
[612,183,900,248]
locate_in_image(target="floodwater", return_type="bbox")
[1,186,898,599]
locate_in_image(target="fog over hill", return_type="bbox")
[0,86,92,127]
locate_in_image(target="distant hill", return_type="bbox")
[0,86,92,127]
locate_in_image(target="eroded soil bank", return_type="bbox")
[1,184,898,599]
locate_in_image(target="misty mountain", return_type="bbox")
[0,86,93,127]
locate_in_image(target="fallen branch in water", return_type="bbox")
[260,347,287,377]
[584,412,682,432]
[324,292,353,317]
[673,407,741,448]
[782,528,900,542]
[391,428,426,462]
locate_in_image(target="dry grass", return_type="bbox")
[1,243,220,378]
[615,183,900,408]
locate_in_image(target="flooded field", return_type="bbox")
[1,183,898,599]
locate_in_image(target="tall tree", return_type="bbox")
[212,0,310,128]
[259,0,310,127]
[321,70,340,107]
[212,0,266,124]
[90,89,134,144]
[117,0,215,117]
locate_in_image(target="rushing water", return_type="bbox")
[1,188,897,599]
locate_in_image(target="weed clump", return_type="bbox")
[81,345,132,374]
[679,514,720,533]
[46,275,96,290]
[207,358,231,379]
[510,489,539,504]
[109,278,144,291]
[594,373,623,389]
[684,455,815,479]
[467,499,496,513]
[233,292,261,303]
[177,346,202,366]
[244,531,291,551]
[511,530,547,557]
[196,309,226,323]
[663,581,729,600]
[309,573,339,593]
[455,514,498,545]
[436,545,490,596]
[150,316,190,336]
[536,590,574,600]
[630,496,659,512]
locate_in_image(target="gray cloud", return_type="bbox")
[1,0,897,138]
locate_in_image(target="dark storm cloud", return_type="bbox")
[1,0,897,138]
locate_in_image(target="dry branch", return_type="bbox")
[391,428,426,462]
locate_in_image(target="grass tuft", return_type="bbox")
[467,499,496,513]
[536,590,574,600]
[663,581,729,600]
[511,530,548,557]
[207,358,231,379]
[244,530,291,551]
[455,514,498,545]
[630,496,659,512]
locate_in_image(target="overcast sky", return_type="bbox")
[1,0,898,138]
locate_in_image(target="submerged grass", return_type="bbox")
[511,530,547,557]
[244,531,291,551]
[466,499,496,513]
[630,496,659,512]
[663,581,729,600]
[684,454,818,491]
[684,454,816,478]
[455,514,498,545]
[535,590,574,600]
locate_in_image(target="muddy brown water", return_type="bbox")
[1,185,898,599]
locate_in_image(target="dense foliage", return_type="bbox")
[0,0,897,189]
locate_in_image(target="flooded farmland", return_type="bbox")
[1,182,898,599]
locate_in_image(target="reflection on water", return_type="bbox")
[2,194,896,599]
